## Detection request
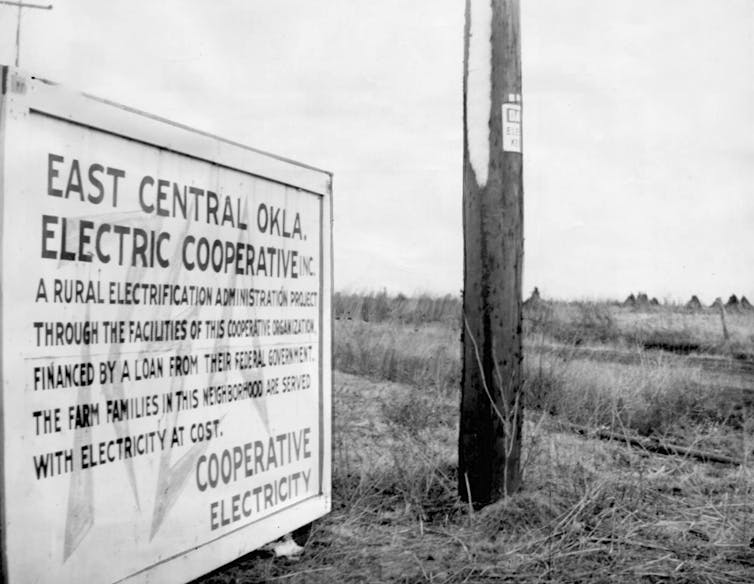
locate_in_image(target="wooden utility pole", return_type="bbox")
[459,0,524,507]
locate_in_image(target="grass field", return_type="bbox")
[197,293,754,583]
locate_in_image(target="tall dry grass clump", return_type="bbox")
[528,357,705,430]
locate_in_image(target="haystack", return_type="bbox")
[740,296,753,310]
[623,293,636,307]
[636,292,649,306]
[685,295,703,310]
[650,297,660,306]
[710,297,724,309]
[725,294,740,311]
[523,287,541,308]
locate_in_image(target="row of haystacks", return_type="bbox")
[686,293,753,312]
[619,292,753,312]
[622,292,660,307]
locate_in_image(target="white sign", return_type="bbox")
[502,102,522,153]
[0,67,332,584]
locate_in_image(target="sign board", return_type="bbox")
[0,66,332,584]
[501,102,521,153]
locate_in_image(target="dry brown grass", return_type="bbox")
[334,320,460,394]
[196,372,754,584]
[335,317,751,455]
[334,291,461,326]
[193,293,754,583]
[536,301,754,358]
[335,291,754,358]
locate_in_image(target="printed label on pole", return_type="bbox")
[502,103,522,153]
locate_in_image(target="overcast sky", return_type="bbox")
[1,0,752,302]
